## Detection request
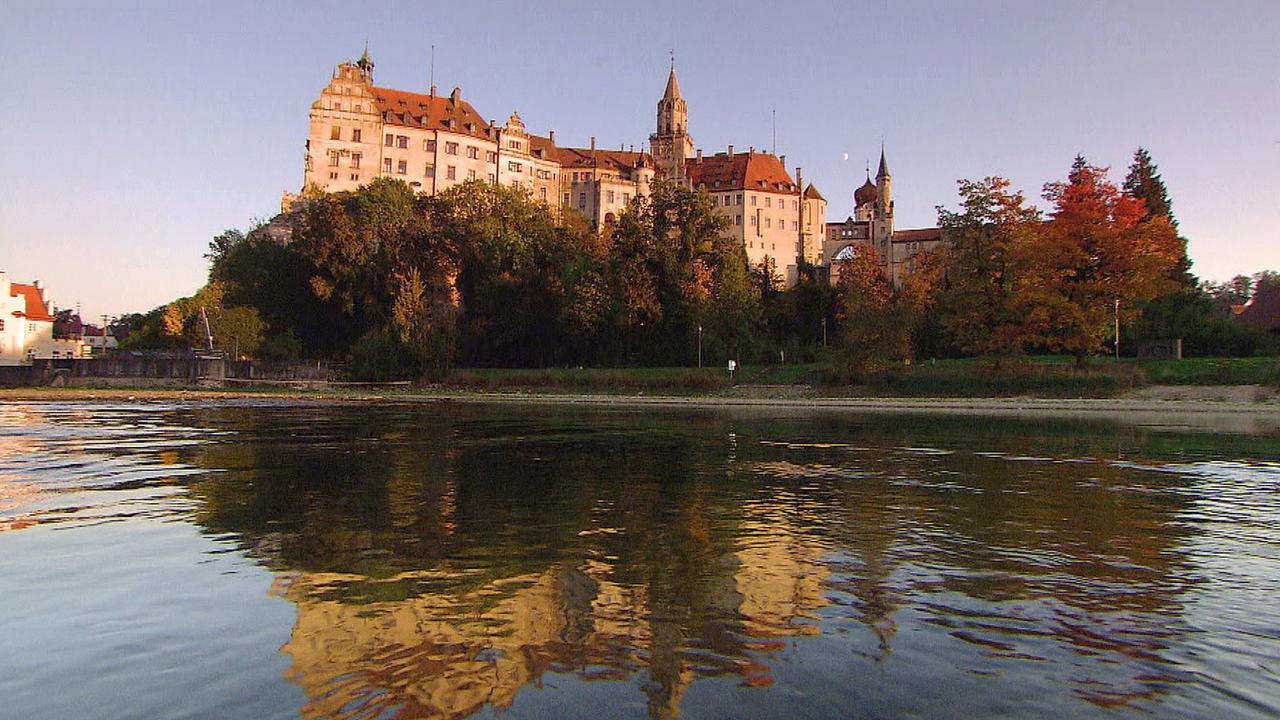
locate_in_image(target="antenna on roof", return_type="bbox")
[772,109,777,155]
[430,45,435,94]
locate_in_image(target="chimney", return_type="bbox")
[549,130,555,143]
[728,144,734,156]
[590,136,596,151]
[430,85,437,97]
[696,149,702,163]
[749,146,754,156]
[781,154,786,167]
[450,87,460,104]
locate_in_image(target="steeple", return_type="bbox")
[876,144,890,179]
[663,64,681,101]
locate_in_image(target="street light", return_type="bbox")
[1114,298,1120,361]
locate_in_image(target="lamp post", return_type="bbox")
[697,324,703,368]
[1114,298,1120,361]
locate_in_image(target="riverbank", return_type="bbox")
[3,384,1279,419]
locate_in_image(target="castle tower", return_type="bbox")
[873,145,895,279]
[874,145,892,221]
[649,63,695,181]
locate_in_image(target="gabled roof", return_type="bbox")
[687,152,798,194]
[10,283,54,322]
[804,183,825,201]
[371,86,495,141]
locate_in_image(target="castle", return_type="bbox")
[299,49,942,287]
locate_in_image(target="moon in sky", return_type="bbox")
[842,153,849,161]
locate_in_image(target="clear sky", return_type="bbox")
[2,1,1277,319]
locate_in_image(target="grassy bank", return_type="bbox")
[441,356,1277,398]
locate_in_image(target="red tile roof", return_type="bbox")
[527,133,558,160]
[10,283,54,322]
[892,228,943,243]
[371,86,495,141]
[687,152,798,194]
[803,183,825,201]
[556,147,651,171]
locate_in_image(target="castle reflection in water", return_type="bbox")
[173,403,1218,719]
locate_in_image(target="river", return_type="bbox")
[1,399,1277,719]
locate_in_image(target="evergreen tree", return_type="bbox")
[1122,148,1174,225]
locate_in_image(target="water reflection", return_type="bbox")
[2,401,1279,719]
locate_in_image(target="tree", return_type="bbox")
[935,177,1043,358]
[831,244,908,379]
[1122,148,1174,225]
[1029,160,1182,365]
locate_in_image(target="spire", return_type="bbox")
[663,63,681,100]
[876,144,890,179]
[356,41,374,75]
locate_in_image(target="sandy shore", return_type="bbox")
[2,385,1278,420]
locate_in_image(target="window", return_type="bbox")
[425,164,435,177]
[383,158,393,173]
[328,151,340,167]
[445,142,458,155]
[750,196,757,206]
[488,173,496,183]
[623,193,630,204]
[447,165,456,180]
[385,133,394,146]
[330,125,341,140]
[352,129,362,143]
[350,173,359,181]
[397,135,408,149]
[540,187,547,201]
[0,319,5,331]
[765,217,771,228]
[329,172,338,179]
[606,190,615,204]
[511,179,520,189]
[486,151,497,163]
[508,140,522,149]
[466,146,479,159]
[736,194,743,205]
[792,221,798,230]
[750,215,757,226]
[563,193,571,205]
[397,160,407,174]
[351,153,361,169]
[578,193,586,208]
[572,172,579,182]
[508,161,522,172]
[735,215,742,226]
[354,104,362,112]
[467,169,476,180]
[765,197,772,208]
[425,139,437,152]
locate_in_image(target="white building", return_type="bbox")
[0,273,87,365]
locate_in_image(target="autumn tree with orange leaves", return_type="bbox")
[1022,157,1182,365]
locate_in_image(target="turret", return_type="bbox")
[875,145,892,217]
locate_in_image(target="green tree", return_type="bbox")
[935,177,1042,359]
